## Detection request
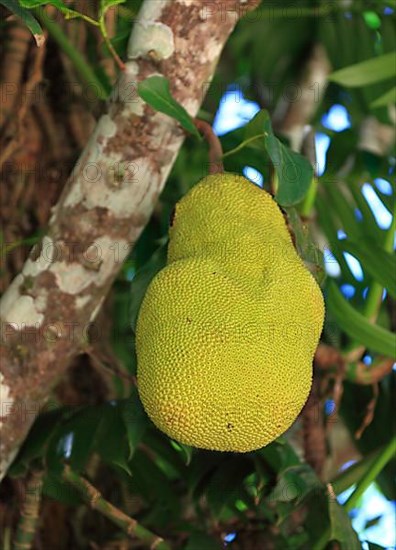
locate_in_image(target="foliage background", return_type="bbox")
[0,1,395,549]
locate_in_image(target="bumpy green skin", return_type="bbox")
[136,174,324,452]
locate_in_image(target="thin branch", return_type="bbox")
[0,36,47,169]
[315,345,394,385]
[14,469,44,550]
[34,8,108,100]
[346,358,395,385]
[62,466,171,549]
[194,119,224,174]
[355,383,379,440]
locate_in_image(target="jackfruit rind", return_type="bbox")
[136,174,325,452]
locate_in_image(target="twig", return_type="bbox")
[0,21,32,129]
[346,358,394,385]
[14,469,44,550]
[86,346,137,386]
[34,8,108,100]
[0,36,46,169]
[194,119,224,174]
[302,376,327,478]
[315,345,394,385]
[355,383,379,440]
[99,14,125,72]
[62,466,171,549]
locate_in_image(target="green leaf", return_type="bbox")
[130,244,167,329]
[20,0,90,21]
[120,388,148,459]
[43,471,81,506]
[243,109,271,150]
[268,465,322,506]
[169,440,193,465]
[331,447,383,495]
[100,0,125,18]
[285,207,325,285]
[206,457,253,517]
[138,76,201,138]
[93,402,132,475]
[184,531,222,550]
[328,495,361,549]
[371,87,396,108]
[366,543,386,550]
[1,0,44,45]
[266,134,313,206]
[329,52,396,87]
[8,407,66,477]
[343,240,396,299]
[326,282,396,358]
[46,406,103,474]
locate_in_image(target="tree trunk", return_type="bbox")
[0,0,260,481]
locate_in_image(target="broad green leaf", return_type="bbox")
[21,0,93,21]
[1,0,44,45]
[130,244,167,329]
[170,440,193,465]
[8,407,66,477]
[285,207,325,285]
[46,406,103,474]
[268,464,322,505]
[343,240,396,298]
[371,87,396,108]
[206,457,253,517]
[324,183,361,240]
[93,402,132,475]
[138,76,201,138]
[331,447,383,495]
[120,389,148,459]
[43,472,81,506]
[100,0,126,18]
[329,52,396,87]
[267,134,313,206]
[328,495,361,549]
[326,282,396,358]
[243,109,271,150]
[315,193,355,282]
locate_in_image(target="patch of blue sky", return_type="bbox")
[243,166,263,187]
[322,104,351,132]
[315,133,331,176]
[323,248,341,277]
[213,89,260,136]
[353,485,396,548]
[343,252,364,281]
[337,481,396,548]
[224,533,237,543]
[361,184,393,229]
[374,178,393,196]
[58,432,74,459]
[340,283,355,299]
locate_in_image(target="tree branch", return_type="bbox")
[0,0,260,481]
[62,465,171,549]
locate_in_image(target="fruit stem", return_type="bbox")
[194,119,224,174]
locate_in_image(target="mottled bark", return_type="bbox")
[0,0,260,481]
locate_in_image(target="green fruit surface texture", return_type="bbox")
[136,174,325,452]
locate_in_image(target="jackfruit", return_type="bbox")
[136,174,324,452]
